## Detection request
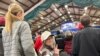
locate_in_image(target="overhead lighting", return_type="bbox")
[84,7,88,11]
[65,5,69,11]
[70,15,73,17]
[52,22,55,24]
[52,4,58,12]
[96,19,100,21]
[83,13,87,16]
[40,16,44,19]
[84,7,88,14]
[59,13,62,16]
[65,5,68,8]
[65,19,67,21]
[48,19,51,22]
[38,26,41,28]
[54,8,58,11]
[68,11,70,14]
[62,16,65,19]
[71,18,74,21]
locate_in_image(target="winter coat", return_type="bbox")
[2,21,37,56]
[72,27,100,56]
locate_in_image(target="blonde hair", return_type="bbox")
[5,3,24,32]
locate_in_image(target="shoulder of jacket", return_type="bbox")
[15,21,28,25]
[17,21,29,27]
[22,21,28,24]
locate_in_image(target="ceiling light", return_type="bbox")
[59,13,62,16]
[48,20,51,22]
[96,19,100,21]
[54,8,58,11]
[71,18,74,21]
[83,13,87,16]
[84,7,88,11]
[40,17,44,19]
[70,15,73,17]
[62,16,65,19]
[65,5,68,8]
[38,26,41,28]
[84,7,88,13]
[68,11,70,14]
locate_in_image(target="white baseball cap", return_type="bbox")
[41,31,53,41]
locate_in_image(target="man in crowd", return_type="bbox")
[72,15,100,56]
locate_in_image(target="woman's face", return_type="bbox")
[45,36,54,47]
[16,11,24,20]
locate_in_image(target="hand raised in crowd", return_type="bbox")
[54,45,60,56]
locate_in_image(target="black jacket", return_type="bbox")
[0,34,3,56]
[0,28,4,56]
[72,27,100,56]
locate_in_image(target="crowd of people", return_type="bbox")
[0,2,100,56]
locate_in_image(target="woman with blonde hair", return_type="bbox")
[2,3,37,56]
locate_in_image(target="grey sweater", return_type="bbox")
[2,21,37,56]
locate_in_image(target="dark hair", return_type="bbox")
[65,32,73,40]
[0,28,3,33]
[36,31,41,35]
[80,15,91,27]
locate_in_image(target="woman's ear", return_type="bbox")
[16,12,24,20]
[17,12,22,17]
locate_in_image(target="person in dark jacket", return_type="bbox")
[72,15,100,56]
[0,28,4,56]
